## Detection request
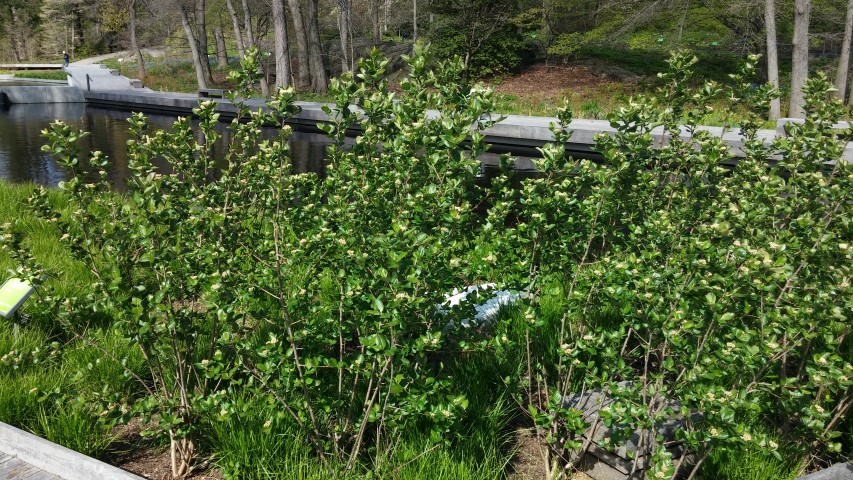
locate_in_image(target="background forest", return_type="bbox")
[2,0,853,119]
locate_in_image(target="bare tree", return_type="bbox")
[271,0,292,89]
[305,0,328,93]
[370,0,381,42]
[765,0,780,119]
[241,0,255,47]
[214,24,228,68]
[834,0,853,102]
[339,0,352,73]
[178,1,211,89]
[194,0,213,83]
[225,0,245,58]
[239,0,269,96]
[129,0,147,79]
[789,0,811,118]
[286,0,311,90]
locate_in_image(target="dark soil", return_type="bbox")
[104,419,223,480]
[493,63,621,97]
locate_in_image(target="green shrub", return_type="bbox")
[7,47,851,480]
[491,53,852,477]
[430,25,529,78]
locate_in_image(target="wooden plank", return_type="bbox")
[0,454,13,466]
[21,470,61,480]
[0,458,39,479]
[0,423,143,480]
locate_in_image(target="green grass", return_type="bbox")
[579,46,743,84]
[0,181,139,458]
[374,433,513,480]
[208,398,515,480]
[0,183,93,312]
[35,402,114,458]
[208,400,323,480]
[0,322,119,458]
[0,70,69,81]
[702,433,803,480]
[61,328,146,398]
[0,320,63,430]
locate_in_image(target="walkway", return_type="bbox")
[64,64,152,93]
[0,422,143,480]
[0,452,60,480]
[69,48,165,66]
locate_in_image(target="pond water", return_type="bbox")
[0,102,539,189]
[0,103,328,187]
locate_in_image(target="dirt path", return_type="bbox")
[71,48,165,66]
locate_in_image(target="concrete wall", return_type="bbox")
[80,91,853,164]
[0,86,85,104]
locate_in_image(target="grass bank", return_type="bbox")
[0,182,143,459]
[0,70,69,81]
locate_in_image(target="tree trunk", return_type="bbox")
[241,0,255,45]
[383,0,389,34]
[169,430,195,480]
[834,0,853,102]
[789,0,811,118]
[413,0,417,42]
[765,0,780,120]
[214,26,228,68]
[225,0,246,58]
[286,0,311,90]
[272,0,292,89]
[9,7,26,62]
[129,0,146,79]
[179,4,208,89]
[305,0,328,93]
[849,78,853,105]
[239,0,269,96]
[370,0,381,42]
[195,0,213,85]
[339,0,352,73]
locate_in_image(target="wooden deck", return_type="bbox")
[0,422,143,480]
[0,452,61,480]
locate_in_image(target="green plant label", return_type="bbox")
[0,277,35,318]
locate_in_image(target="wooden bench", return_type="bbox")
[198,88,225,98]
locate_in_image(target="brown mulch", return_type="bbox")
[103,419,224,480]
[506,428,595,480]
[492,63,618,97]
[507,428,549,480]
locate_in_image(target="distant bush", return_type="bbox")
[429,25,529,78]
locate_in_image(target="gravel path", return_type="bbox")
[70,48,165,66]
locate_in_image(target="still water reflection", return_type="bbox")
[0,103,328,187]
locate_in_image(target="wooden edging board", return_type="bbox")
[0,422,143,480]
